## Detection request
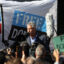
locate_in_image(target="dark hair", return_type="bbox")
[20,41,30,57]
[29,42,39,57]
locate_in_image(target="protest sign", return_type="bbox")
[53,35,64,53]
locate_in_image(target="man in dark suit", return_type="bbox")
[26,21,50,50]
[26,21,53,62]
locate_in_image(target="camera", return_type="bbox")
[29,42,38,57]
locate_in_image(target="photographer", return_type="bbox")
[20,41,30,64]
[29,42,39,57]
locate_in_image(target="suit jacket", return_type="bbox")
[26,33,50,51]
[26,35,42,46]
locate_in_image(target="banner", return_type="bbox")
[0,0,57,49]
[8,10,46,41]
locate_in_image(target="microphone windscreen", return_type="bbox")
[45,13,54,37]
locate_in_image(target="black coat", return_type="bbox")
[26,33,50,52]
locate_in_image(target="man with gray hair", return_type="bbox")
[27,21,44,45]
[35,44,52,64]
[35,44,46,59]
[26,21,53,63]
[27,21,36,41]
[26,21,49,49]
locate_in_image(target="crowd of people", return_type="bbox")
[0,21,64,64]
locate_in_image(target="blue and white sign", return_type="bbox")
[12,10,46,32]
